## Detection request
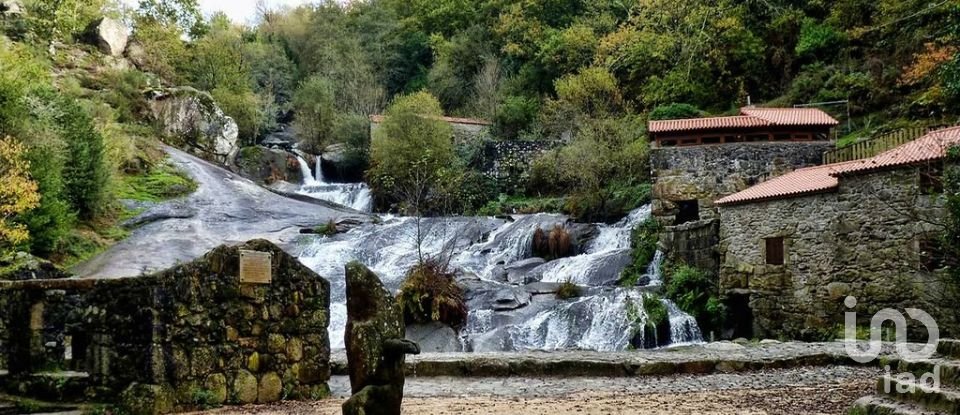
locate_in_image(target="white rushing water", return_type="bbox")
[296,205,703,351]
[292,155,373,212]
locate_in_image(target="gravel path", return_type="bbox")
[197,366,880,414]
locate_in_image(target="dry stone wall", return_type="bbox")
[718,166,953,340]
[651,142,831,224]
[0,240,331,411]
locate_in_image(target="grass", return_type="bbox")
[555,279,582,299]
[116,160,197,202]
[313,219,338,236]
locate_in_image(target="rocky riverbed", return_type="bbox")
[192,365,879,414]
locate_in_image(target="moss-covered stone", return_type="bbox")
[286,338,303,362]
[231,370,258,404]
[118,383,175,415]
[246,352,260,373]
[257,372,282,403]
[204,373,227,405]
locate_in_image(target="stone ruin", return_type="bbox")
[0,239,331,414]
[342,262,420,415]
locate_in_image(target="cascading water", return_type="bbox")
[292,153,373,212]
[296,205,703,351]
[296,156,319,186]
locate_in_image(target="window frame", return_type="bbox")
[764,236,785,266]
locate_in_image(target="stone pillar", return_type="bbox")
[7,290,45,374]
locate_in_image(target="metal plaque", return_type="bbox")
[239,250,272,284]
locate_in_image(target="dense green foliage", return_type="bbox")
[665,264,726,335]
[367,92,464,214]
[619,217,661,286]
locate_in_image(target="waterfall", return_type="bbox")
[297,205,703,351]
[293,153,372,212]
[315,156,325,183]
[295,156,319,186]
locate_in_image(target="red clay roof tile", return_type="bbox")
[649,107,839,134]
[715,126,960,206]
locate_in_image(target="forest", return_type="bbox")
[0,0,959,264]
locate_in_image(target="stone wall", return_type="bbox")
[658,219,720,274]
[718,166,952,340]
[651,142,832,225]
[0,240,331,410]
[480,140,556,192]
[234,146,303,185]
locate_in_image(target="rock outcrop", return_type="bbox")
[234,146,303,185]
[343,262,420,415]
[149,87,240,165]
[0,252,71,281]
[83,17,128,57]
[0,0,21,15]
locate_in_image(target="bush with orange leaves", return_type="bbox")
[0,136,40,252]
[532,224,573,260]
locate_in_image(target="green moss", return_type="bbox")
[117,160,197,202]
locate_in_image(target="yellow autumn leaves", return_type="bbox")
[0,136,40,249]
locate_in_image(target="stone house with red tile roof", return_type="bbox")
[715,126,960,339]
[648,107,839,274]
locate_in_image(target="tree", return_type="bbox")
[59,99,109,220]
[137,0,204,37]
[0,136,40,252]
[367,91,459,216]
[292,76,337,152]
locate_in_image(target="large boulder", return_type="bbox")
[343,262,420,415]
[84,17,128,57]
[405,322,461,353]
[234,146,303,185]
[0,252,71,281]
[149,87,240,165]
[320,143,363,182]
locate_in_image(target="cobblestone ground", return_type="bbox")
[197,366,879,415]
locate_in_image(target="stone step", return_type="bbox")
[899,358,960,389]
[938,340,960,360]
[878,374,960,414]
[849,395,942,415]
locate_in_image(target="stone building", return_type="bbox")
[649,107,839,272]
[716,126,960,339]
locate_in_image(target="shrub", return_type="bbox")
[649,103,703,121]
[619,217,661,286]
[795,19,846,59]
[665,263,725,334]
[397,259,468,329]
[313,219,338,237]
[556,279,581,299]
[117,161,197,202]
[532,224,573,260]
[0,136,40,253]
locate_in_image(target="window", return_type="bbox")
[920,162,944,195]
[674,200,700,225]
[660,139,678,147]
[774,133,791,141]
[746,134,768,142]
[792,133,811,141]
[765,237,784,265]
[920,237,946,271]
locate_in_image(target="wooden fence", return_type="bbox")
[823,126,946,164]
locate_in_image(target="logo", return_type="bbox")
[843,296,940,393]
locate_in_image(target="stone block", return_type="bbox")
[257,372,282,403]
[231,369,258,404]
[204,373,228,405]
[118,383,175,415]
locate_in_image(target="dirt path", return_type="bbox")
[197,366,878,415]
